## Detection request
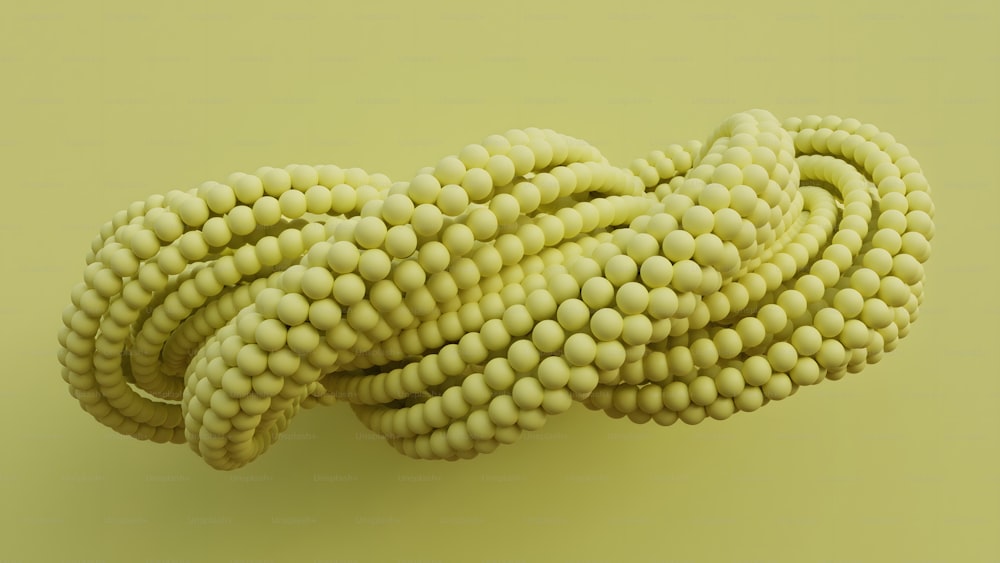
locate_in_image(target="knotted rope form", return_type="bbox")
[57,110,935,470]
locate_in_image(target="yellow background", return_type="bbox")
[1,1,997,561]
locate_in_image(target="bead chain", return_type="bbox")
[57,111,933,469]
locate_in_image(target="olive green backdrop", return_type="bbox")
[1,0,996,561]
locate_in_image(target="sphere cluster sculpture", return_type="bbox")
[57,109,934,470]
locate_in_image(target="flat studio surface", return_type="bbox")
[1,1,997,561]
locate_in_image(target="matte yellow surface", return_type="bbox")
[2,0,997,561]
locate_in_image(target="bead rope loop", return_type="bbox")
[57,110,934,470]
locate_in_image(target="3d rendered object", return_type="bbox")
[57,110,934,470]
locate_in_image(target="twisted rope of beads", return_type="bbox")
[57,110,934,470]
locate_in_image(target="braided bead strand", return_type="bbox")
[57,111,933,469]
